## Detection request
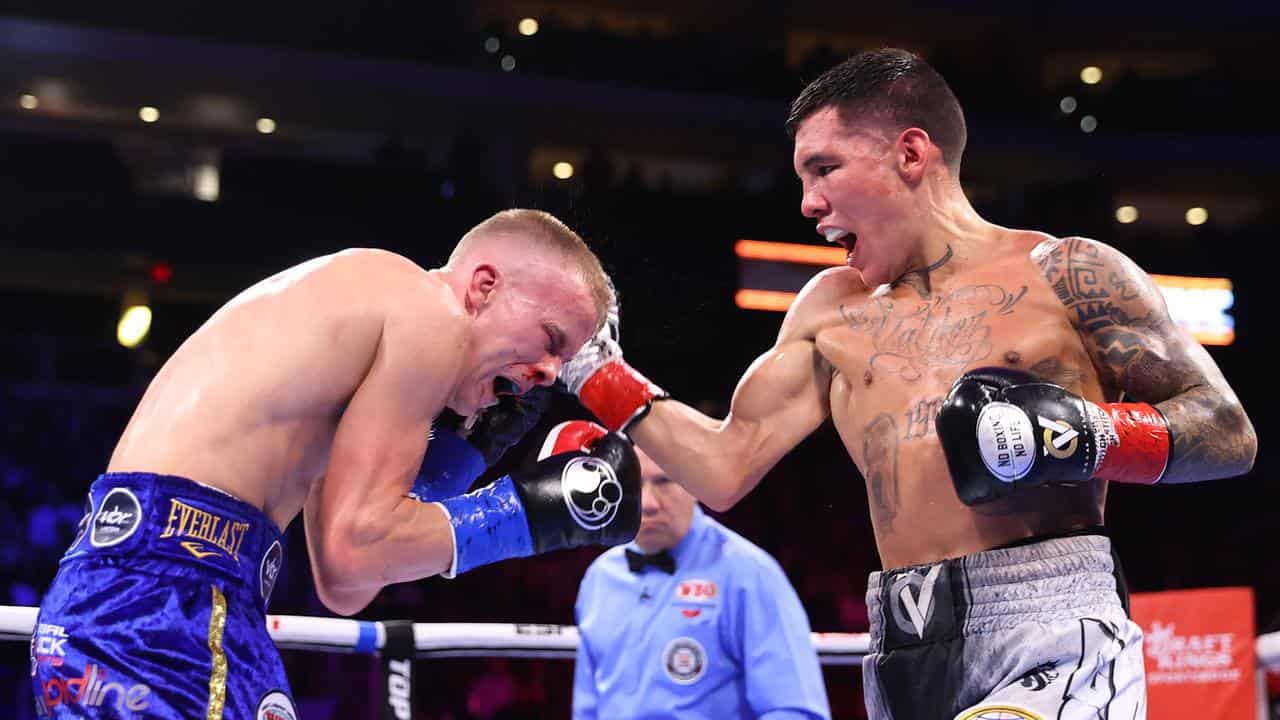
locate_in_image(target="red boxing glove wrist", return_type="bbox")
[537,420,608,461]
[1094,402,1171,485]
[577,360,667,432]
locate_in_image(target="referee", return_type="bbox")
[572,444,830,719]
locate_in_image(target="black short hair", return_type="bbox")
[786,48,968,174]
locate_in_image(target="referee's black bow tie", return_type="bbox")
[626,549,675,575]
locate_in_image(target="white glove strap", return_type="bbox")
[559,335,622,395]
[1084,401,1118,475]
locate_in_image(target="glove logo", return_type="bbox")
[560,456,624,530]
[1037,416,1079,459]
[975,403,1035,482]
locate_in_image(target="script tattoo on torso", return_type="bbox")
[838,284,1028,381]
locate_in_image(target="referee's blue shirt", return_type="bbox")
[573,507,830,719]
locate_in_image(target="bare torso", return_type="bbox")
[803,230,1109,569]
[107,249,452,531]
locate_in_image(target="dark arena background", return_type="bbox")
[1,1,1278,718]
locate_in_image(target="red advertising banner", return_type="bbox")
[1130,587,1256,719]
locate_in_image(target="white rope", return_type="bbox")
[0,605,35,643]
[1258,628,1280,669]
[5,605,1277,670]
[6,604,864,663]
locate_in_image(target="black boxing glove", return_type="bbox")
[410,383,554,502]
[517,430,640,554]
[445,380,555,467]
[436,431,641,576]
[937,367,1171,505]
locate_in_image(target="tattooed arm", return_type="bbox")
[1034,237,1256,483]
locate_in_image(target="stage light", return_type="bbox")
[19,94,38,110]
[501,55,516,72]
[734,239,845,265]
[1080,115,1098,133]
[1115,206,1139,224]
[117,306,152,348]
[1059,96,1077,114]
[139,106,159,123]
[1080,66,1103,84]
[735,289,797,312]
[193,163,219,202]
[518,18,539,36]
[553,162,574,180]
[484,37,500,53]
[1186,207,1208,226]
[256,117,276,134]
[1152,274,1234,345]
[149,262,173,284]
[735,239,1236,345]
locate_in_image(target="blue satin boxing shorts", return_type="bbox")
[31,472,297,719]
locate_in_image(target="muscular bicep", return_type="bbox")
[631,270,845,509]
[715,270,845,485]
[311,306,461,550]
[634,336,831,511]
[1036,237,1255,481]
[724,337,832,481]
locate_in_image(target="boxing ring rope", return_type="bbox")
[2,602,870,661]
[7,604,1279,715]
[7,603,1280,665]
[4,605,874,663]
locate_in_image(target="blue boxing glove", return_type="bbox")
[408,429,487,503]
[436,423,640,576]
[409,383,555,502]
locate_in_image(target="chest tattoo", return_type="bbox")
[839,284,1028,381]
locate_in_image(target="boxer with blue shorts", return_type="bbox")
[34,473,290,718]
[31,209,641,717]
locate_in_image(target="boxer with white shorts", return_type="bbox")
[556,49,1256,719]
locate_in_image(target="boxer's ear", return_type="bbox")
[897,127,931,184]
[465,264,500,313]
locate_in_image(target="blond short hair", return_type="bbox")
[450,209,614,328]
